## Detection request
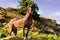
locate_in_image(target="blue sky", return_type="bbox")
[0,0,60,24]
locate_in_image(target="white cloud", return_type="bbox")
[50,12,60,24]
[38,11,43,14]
[53,12,60,17]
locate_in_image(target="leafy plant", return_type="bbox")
[0,28,8,38]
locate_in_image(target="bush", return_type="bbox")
[0,28,8,38]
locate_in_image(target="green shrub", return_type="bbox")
[0,28,8,38]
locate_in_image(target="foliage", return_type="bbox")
[18,0,40,21]
[16,30,60,40]
[13,28,60,40]
[0,28,8,38]
[0,27,60,40]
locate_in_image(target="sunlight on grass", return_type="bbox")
[0,28,60,40]
[17,30,23,38]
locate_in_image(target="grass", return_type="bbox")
[17,29,60,40]
[0,28,60,40]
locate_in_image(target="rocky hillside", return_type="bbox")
[33,16,60,35]
[0,7,60,35]
[0,7,21,27]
